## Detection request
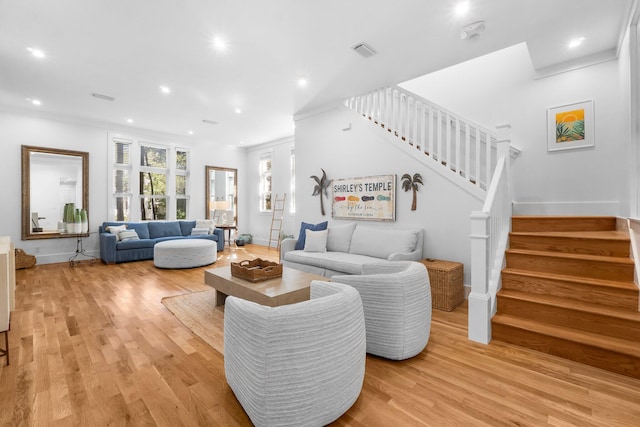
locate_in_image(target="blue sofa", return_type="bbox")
[99,221,224,264]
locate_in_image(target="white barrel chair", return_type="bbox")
[224,280,366,427]
[333,261,432,360]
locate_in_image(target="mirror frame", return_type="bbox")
[205,165,237,225]
[21,145,89,240]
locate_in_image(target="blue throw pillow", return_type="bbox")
[295,221,328,250]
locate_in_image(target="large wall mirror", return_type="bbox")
[21,145,89,240]
[205,166,237,226]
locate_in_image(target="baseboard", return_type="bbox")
[35,250,100,265]
[251,238,270,246]
[512,201,620,216]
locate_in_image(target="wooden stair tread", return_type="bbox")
[510,230,629,241]
[511,216,618,232]
[493,313,640,357]
[498,289,640,321]
[502,267,638,291]
[506,248,634,265]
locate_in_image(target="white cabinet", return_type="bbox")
[0,236,14,365]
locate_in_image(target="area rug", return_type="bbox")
[161,290,225,354]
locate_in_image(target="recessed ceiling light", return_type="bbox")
[239,141,244,145]
[297,78,308,88]
[235,108,242,114]
[455,1,470,16]
[212,36,227,52]
[160,85,171,94]
[568,37,585,48]
[27,98,41,106]
[126,118,133,124]
[188,130,194,135]
[27,47,45,59]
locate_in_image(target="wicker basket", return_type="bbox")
[231,258,282,282]
[420,259,463,311]
[15,248,36,269]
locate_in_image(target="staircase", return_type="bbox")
[492,216,640,379]
[346,85,516,344]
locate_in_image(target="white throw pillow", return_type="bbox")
[195,219,215,234]
[326,223,357,252]
[118,230,140,241]
[107,224,128,241]
[191,227,210,236]
[349,227,419,259]
[304,229,328,253]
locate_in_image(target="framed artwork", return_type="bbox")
[547,100,594,151]
[331,174,396,221]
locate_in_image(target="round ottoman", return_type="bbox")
[154,239,217,269]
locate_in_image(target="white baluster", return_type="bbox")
[465,123,471,182]
[428,105,434,158]
[420,102,427,154]
[436,110,443,163]
[485,131,492,189]
[455,118,461,175]
[445,113,452,168]
[413,98,420,148]
[475,128,481,187]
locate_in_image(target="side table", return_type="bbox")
[217,225,238,247]
[420,259,464,311]
[67,232,98,267]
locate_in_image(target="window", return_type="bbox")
[140,144,168,220]
[108,133,190,221]
[259,152,272,211]
[113,138,133,221]
[175,149,189,219]
[290,149,295,213]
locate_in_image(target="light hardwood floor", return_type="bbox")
[1,244,639,426]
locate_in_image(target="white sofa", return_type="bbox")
[281,222,424,278]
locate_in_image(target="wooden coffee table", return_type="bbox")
[204,266,326,307]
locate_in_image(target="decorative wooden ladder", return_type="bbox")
[492,216,640,379]
[268,194,287,252]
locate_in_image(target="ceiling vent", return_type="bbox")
[202,119,219,125]
[352,43,377,58]
[91,93,115,101]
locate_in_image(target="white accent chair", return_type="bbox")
[224,281,366,427]
[333,261,431,360]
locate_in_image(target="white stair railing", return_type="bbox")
[468,125,512,344]
[345,85,519,200]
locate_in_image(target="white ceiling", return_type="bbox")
[0,0,634,147]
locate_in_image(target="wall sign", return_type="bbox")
[331,174,396,221]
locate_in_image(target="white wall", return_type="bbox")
[0,108,245,264]
[400,42,631,216]
[294,106,483,285]
[244,136,295,245]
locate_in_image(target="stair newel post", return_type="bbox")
[469,211,492,344]
[495,123,511,166]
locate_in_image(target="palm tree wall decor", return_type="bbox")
[401,173,423,211]
[310,168,330,216]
